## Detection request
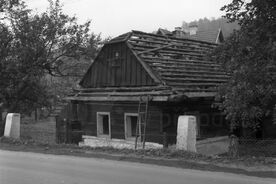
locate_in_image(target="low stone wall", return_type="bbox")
[79,135,163,149]
[196,136,229,156]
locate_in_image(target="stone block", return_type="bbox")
[4,113,20,139]
[176,115,196,152]
[80,135,163,149]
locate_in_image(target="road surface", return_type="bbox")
[0,150,275,184]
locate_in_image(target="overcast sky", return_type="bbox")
[25,0,232,38]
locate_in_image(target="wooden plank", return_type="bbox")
[157,68,227,75]
[66,95,169,102]
[138,43,175,55]
[77,90,172,96]
[126,45,131,85]
[133,47,206,58]
[131,30,217,46]
[167,81,220,87]
[162,76,227,83]
[149,65,224,75]
[160,72,229,80]
[141,55,220,66]
[74,85,170,92]
[121,43,126,85]
[129,39,213,54]
[136,61,142,85]
[184,92,217,98]
[145,59,222,69]
[104,50,109,86]
[131,54,136,85]
[92,62,98,87]
[133,43,210,56]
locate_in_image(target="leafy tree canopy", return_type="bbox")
[0,0,101,113]
[214,0,276,131]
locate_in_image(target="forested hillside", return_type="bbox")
[182,18,239,38]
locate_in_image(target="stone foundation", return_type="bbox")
[79,135,163,149]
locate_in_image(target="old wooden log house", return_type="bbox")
[57,30,231,145]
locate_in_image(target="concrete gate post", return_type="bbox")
[4,113,20,139]
[176,115,197,152]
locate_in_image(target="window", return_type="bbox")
[124,113,139,140]
[97,112,111,138]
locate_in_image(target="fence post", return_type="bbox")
[228,134,238,158]
[163,132,168,149]
[55,116,59,144]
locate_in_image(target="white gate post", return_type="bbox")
[4,113,20,139]
[176,115,196,152]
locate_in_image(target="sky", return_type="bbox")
[25,0,233,38]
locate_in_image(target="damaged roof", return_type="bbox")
[71,30,229,101]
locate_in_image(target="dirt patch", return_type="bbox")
[0,137,275,178]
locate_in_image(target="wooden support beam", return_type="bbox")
[131,30,217,46]
[131,42,211,55]
[65,95,169,102]
[137,44,175,55]
[74,85,171,93]
[160,73,229,80]
[142,55,220,66]
[162,76,227,83]
[77,90,172,96]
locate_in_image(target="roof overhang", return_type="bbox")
[65,95,169,102]
[65,90,216,102]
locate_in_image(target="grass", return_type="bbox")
[20,117,56,144]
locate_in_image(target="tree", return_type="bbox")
[0,0,100,114]
[213,0,276,133]
[0,0,19,14]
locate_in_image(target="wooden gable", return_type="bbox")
[80,42,157,88]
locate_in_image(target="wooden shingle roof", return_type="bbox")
[69,30,229,101]
[111,30,228,94]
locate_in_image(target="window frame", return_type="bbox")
[124,113,140,140]
[96,112,111,138]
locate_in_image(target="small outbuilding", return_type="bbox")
[56,30,230,145]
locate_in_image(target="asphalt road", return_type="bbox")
[0,150,275,184]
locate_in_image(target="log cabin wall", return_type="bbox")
[74,100,229,145]
[80,42,156,88]
[75,101,163,144]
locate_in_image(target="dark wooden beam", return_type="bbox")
[137,44,175,55]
